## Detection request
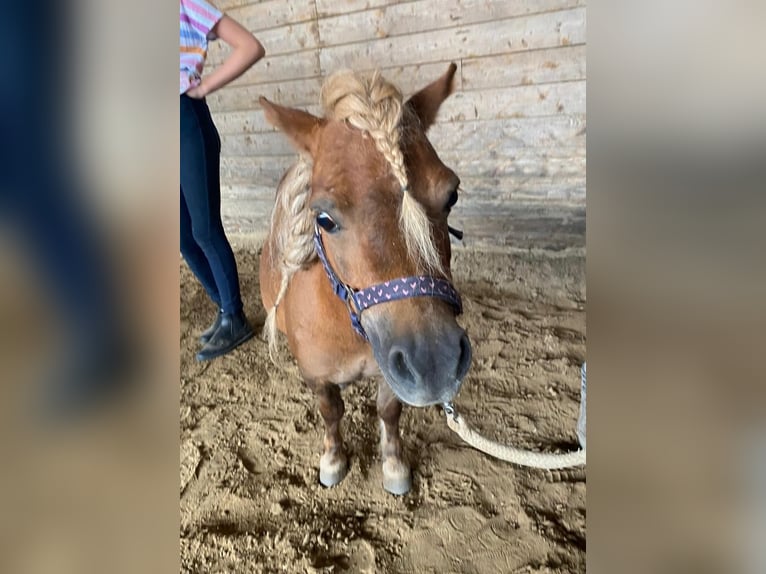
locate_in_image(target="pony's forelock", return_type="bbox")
[321,70,444,274]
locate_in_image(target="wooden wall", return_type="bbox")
[204,0,586,249]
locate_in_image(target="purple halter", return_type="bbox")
[313,224,463,340]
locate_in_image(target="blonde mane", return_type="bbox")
[264,70,443,356]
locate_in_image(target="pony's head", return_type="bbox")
[260,64,471,407]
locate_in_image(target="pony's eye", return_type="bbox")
[445,189,459,211]
[316,211,339,233]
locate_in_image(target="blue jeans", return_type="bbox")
[180,95,243,314]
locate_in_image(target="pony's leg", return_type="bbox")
[378,381,411,495]
[315,381,348,487]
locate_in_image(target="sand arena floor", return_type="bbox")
[180,244,586,573]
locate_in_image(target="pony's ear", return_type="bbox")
[259,97,324,156]
[406,62,457,131]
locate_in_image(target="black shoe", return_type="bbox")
[196,310,254,361]
[200,309,223,344]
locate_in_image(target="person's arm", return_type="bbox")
[186,15,265,99]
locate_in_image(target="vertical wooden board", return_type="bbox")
[207,78,323,113]
[318,8,586,71]
[226,0,316,31]
[462,45,586,89]
[317,0,585,47]
[439,80,586,121]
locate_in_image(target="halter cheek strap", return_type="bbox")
[313,225,463,340]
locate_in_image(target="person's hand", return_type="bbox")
[186,81,209,99]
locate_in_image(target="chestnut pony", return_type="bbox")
[258,64,471,495]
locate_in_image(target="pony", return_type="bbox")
[258,63,471,495]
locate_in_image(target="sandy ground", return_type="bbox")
[180,244,586,573]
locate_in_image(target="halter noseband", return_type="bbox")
[313,224,463,340]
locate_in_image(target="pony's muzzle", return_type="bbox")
[384,328,472,407]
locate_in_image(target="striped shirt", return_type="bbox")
[180,0,223,95]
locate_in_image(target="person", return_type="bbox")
[1,0,136,419]
[180,0,265,361]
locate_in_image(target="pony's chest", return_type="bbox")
[327,352,380,385]
[295,342,379,385]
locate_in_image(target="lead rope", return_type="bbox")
[441,363,586,470]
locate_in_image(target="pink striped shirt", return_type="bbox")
[180,0,223,95]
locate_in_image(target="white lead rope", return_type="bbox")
[442,405,586,469]
[441,362,587,470]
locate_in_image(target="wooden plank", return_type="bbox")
[253,20,319,55]
[212,104,322,134]
[214,0,264,11]
[210,66,584,121]
[205,41,231,71]
[216,148,586,184]
[318,0,585,47]
[206,20,318,66]
[441,150,586,178]
[212,110,272,135]
[440,145,586,163]
[226,0,316,31]
[429,115,586,151]
[457,175,585,201]
[207,77,322,113]
[220,155,298,182]
[220,131,297,156]
[220,183,586,244]
[337,61,464,96]
[319,8,586,71]
[462,45,586,89]
[439,80,586,121]
[207,49,320,87]
[448,202,586,249]
[220,184,277,235]
[208,57,582,111]
[315,0,393,18]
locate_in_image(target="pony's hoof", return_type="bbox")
[382,459,411,496]
[319,452,348,487]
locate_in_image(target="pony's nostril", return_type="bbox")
[389,347,415,385]
[456,332,472,380]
